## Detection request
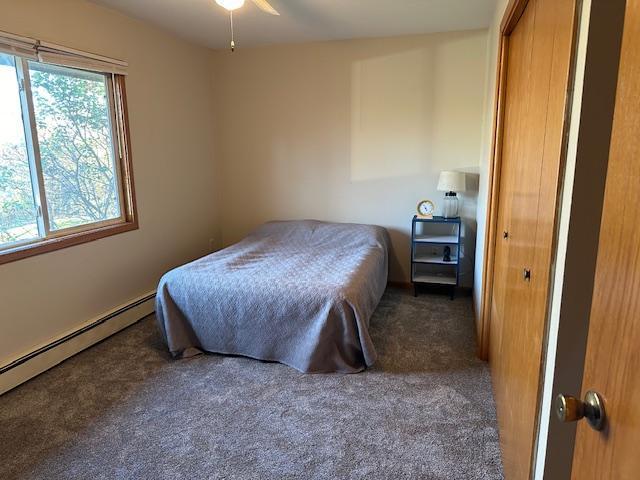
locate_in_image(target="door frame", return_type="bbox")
[535,0,627,477]
[478,1,583,474]
[479,0,583,475]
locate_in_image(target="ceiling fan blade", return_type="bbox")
[251,0,280,15]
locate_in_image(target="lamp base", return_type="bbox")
[442,192,459,218]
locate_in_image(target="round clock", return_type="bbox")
[417,200,435,218]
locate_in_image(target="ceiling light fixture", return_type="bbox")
[214,0,280,52]
[215,0,245,10]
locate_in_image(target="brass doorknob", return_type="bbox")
[555,390,605,431]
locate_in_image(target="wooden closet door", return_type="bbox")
[489,0,576,478]
[489,3,533,367]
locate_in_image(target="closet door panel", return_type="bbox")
[488,0,577,478]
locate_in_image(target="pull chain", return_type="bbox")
[229,11,235,52]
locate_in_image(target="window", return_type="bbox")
[0,32,136,264]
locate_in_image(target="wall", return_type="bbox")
[473,0,510,314]
[212,31,489,285]
[0,0,220,365]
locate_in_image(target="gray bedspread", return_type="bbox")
[156,220,389,373]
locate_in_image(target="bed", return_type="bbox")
[155,220,389,373]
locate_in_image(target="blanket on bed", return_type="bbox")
[155,220,389,373]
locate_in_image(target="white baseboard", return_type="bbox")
[0,291,156,395]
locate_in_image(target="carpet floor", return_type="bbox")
[0,288,503,480]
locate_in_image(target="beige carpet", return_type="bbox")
[0,288,503,479]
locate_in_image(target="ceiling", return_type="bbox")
[90,0,498,50]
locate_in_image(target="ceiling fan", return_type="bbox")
[215,0,280,52]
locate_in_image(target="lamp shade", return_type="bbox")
[437,171,466,193]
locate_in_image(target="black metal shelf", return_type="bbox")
[410,215,461,299]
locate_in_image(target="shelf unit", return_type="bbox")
[410,215,461,298]
[413,234,459,244]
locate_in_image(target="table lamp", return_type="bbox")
[437,171,466,218]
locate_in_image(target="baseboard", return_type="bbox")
[0,291,156,395]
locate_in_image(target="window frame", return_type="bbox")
[0,61,137,265]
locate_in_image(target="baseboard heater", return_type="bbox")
[0,292,155,394]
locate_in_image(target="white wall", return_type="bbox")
[0,0,220,365]
[212,31,489,285]
[473,0,510,315]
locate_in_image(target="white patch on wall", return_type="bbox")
[350,48,433,181]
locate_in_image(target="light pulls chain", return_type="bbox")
[229,11,235,52]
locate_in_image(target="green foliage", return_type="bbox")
[0,143,37,243]
[31,67,119,230]
[0,64,119,243]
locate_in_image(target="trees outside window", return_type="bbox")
[30,63,121,231]
[0,52,135,261]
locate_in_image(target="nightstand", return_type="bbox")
[410,215,461,299]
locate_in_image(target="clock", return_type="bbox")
[417,200,435,218]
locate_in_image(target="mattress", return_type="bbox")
[155,220,389,373]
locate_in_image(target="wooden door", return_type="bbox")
[488,0,576,478]
[571,0,640,477]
